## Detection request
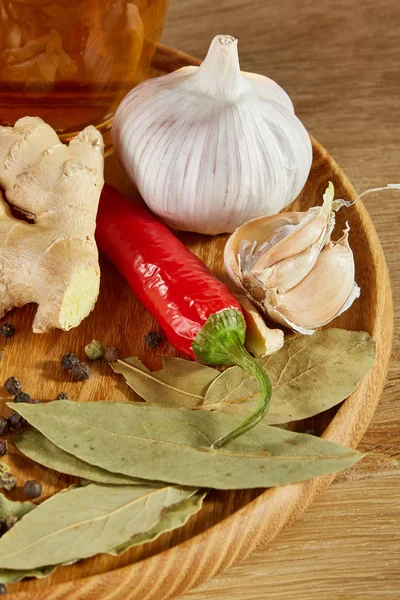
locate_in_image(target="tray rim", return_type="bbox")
[9,44,393,600]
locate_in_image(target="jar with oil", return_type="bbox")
[0,0,168,139]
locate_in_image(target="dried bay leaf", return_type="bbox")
[111,356,219,408]
[0,494,35,521]
[202,329,376,424]
[0,485,204,583]
[0,564,57,584]
[110,489,206,555]
[0,482,197,570]
[15,430,146,486]
[11,401,363,490]
[0,494,57,583]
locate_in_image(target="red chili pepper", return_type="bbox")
[96,184,272,448]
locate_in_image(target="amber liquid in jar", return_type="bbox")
[0,0,168,138]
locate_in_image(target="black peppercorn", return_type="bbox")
[0,418,8,436]
[4,377,21,396]
[28,398,42,404]
[0,322,15,338]
[0,583,6,594]
[0,473,16,492]
[56,392,69,400]
[145,331,163,348]
[71,362,90,381]
[7,411,26,430]
[23,480,42,499]
[61,352,80,370]
[0,441,7,457]
[103,346,121,362]
[13,391,31,403]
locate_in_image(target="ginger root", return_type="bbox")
[0,117,104,333]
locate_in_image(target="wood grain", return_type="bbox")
[2,45,393,600]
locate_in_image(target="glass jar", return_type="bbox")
[0,0,168,139]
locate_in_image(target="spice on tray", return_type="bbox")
[0,441,7,457]
[13,392,31,404]
[7,411,26,430]
[56,392,69,400]
[0,419,8,436]
[0,323,15,339]
[4,377,21,396]
[71,362,90,381]
[0,472,16,492]
[112,35,312,235]
[97,184,273,448]
[103,347,120,362]
[224,182,360,335]
[145,331,163,348]
[23,481,42,499]
[85,339,104,361]
[0,118,104,336]
[61,353,80,370]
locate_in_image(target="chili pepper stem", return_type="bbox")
[192,309,273,449]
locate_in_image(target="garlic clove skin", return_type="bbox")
[253,230,327,294]
[236,294,284,357]
[225,213,304,286]
[112,35,312,235]
[251,182,334,270]
[264,226,360,334]
[224,182,335,287]
[224,182,360,334]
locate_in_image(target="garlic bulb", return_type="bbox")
[112,34,312,235]
[224,183,360,334]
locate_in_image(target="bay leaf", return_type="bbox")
[202,329,375,424]
[0,493,35,521]
[0,493,56,584]
[0,485,204,583]
[0,564,56,584]
[110,489,206,555]
[10,401,363,490]
[15,429,146,486]
[0,482,196,570]
[111,356,219,408]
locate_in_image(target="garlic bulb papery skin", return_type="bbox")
[224,183,360,334]
[112,34,312,235]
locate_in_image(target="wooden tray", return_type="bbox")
[4,45,393,599]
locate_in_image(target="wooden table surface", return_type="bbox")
[161,1,400,599]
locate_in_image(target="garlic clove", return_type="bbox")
[250,182,335,271]
[251,213,336,293]
[236,295,284,357]
[265,226,360,334]
[225,212,303,285]
[253,235,324,293]
[224,182,335,287]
